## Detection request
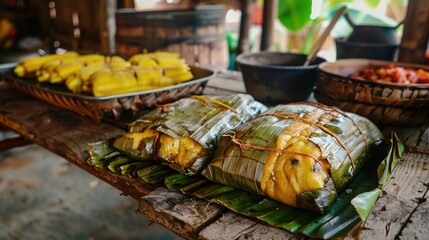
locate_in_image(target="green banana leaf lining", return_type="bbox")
[88,132,403,239]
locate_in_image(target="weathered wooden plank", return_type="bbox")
[0,89,154,199]
[401,192,429,240]
[0,136,31,152]
[384,126,429,154]
[199,212,303,240]
[361,152,429,239]
[203,70,246,96]
[2,72,429,240]
[138,188,225,239]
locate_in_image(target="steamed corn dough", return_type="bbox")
[113,94,267,174]
[202,103,383,213]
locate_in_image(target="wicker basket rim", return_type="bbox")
[318,58,429,89]
[1,66,214,101]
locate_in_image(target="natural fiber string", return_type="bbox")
[155,102,172,112]
[298,102,371,166]
[262,111,356,169]
[289,102,369,149]
[224,131,330,176]
[191,95,244,118]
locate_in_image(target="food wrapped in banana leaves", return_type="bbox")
[202,102,384,213]
[113,94,267,175]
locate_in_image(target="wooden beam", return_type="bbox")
[260,0,277,51]
[0,136,31,152]
[0,90,153,199]
[398,0,429,63]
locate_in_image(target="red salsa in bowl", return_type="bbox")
[350,63,429,84]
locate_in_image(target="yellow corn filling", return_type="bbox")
[261,122,331,207]
[157,134,207,169]
[124,128,158,150]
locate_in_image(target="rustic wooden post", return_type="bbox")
[260,0,277,51]
[105,0,116,54]
[236,0,252,56]
[398,0,429,63]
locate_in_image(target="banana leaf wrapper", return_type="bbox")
[88,132,403,239]
[201,102,384,213]
[113,94,267,175]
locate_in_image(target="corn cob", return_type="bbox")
[78,54,105,66]
[36,54,81,82]
[14,51,79,77]
[36,59,62,82]
[15,51,195,96]
[65,65,107,93]
[171,72,193,83]
[163,66,190,77]
[50,61,84,84]
[156,57,187,69]
[91,69,138,97]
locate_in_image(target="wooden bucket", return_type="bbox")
[115,5,229,70]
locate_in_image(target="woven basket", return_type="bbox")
[315,59,429,126]
[2,66,213,123]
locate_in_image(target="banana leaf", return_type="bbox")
[88,132,403,239]
[202,103,384,213]
[113,94,267,175]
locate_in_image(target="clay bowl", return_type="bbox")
[335,37,398,61]
[236,51,326,104]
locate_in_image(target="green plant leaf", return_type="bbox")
[364,0,382,8]
[300,18,323,54]
[377,132,405,186]
[351,188,382,221]
[278,0,312,32]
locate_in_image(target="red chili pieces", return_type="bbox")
[350,64,429,84]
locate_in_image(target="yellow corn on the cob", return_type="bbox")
[79,66,104,82]
[36,53,85,82]
[135,58,158,68]
[157,76,174,86]
[132,66,163,86]
[36,59,62,82]
[92,70,138,97]
[163,67,190,77]
[64,65,108,93]
[171,72,193,83]
[50,61,83,84]
[127,54,154,65]
[110,61,132,70]
[156,57,187,69]
[78,54,105,63]
[110,56,127,63]
[13,51,79,77]
[65,75,82,93]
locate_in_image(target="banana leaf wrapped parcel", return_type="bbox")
[113,94,267,175]
[202,102,384,213]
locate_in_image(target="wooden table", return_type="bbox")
[0,70,428,239]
